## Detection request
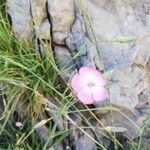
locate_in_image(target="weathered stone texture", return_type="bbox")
[7,0,32,39]
[48,0,75,44]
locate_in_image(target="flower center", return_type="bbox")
[87,82,95,87]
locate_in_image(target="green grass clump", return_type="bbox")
[0,1,73,149]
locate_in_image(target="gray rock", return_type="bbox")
[7,0,32,39]
[46,106,65,131]
[135,100,150,114]
[74,0,150,117]
[109,66,150,111]
[36,19,51,40]
[30,0,47,28]
[48,0,75,44]
[56,144,64,150]
[68,113,97,150]
[65,5,104,70]
[54,46,77,81]
[134,35,150,66]
[36,126,53,146]
[85,0,121,40]
[85,0,150,39]
[106,35,150,112]
[100,42,137,70]
[72,129,97,150]
[97,107,140,140]
[65,7,86,51]
[66,0,150,143]
[30,0,50,44]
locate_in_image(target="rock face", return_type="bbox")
[6,0,150,147]
[72,129,97,150]
[7,0,32,39]
[65,6,104,70]
[30,0,49,39]
[48,0,75,44]
[54,46,76,81]
[30,0,47,26]
[109,66,149,111]
[79,1,150,111]
[36,19,51,39]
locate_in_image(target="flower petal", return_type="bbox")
[77,87,94,104]
[92,86,108,102]
[79,67,96,77]
[71,73,87,92]
[79,67,106,86]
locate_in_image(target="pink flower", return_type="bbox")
[71,67,108,104]
[15,122,23,128]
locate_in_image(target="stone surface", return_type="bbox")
[65,5,104,70]
[68,113,97,150]
[109,67,150,111]
[30,0,49,43]
[71,0,150,114]
[100,42,137,70]
[36,126,53,146]
[134,35,150,66]
[85,0,150,39]
[54,46,77,81]
[30,0,47,28]
[37,19,51,39]
[7,0,32,39]
[98,107,140,140]
[48,0,75,44]
[71,129,97,150]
